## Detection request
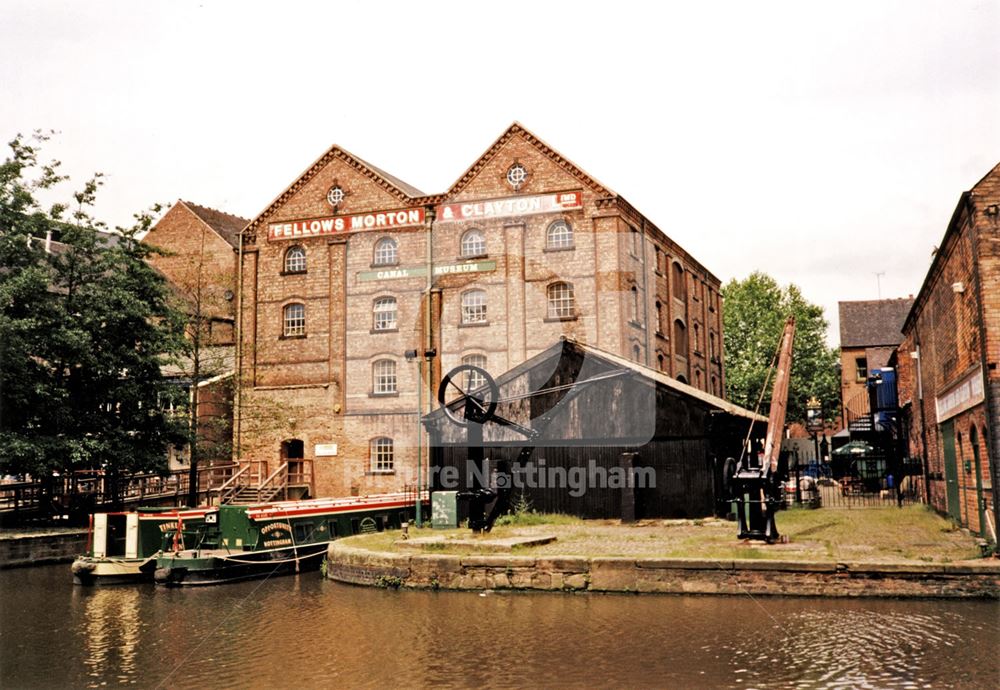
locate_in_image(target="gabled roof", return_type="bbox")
[245,145,425,232]
[425,337,765,426]
[903,159,1000,332]
[180,201,249,249]
[838,298,914,348]
[444,121,617,198]
[568,339,766,422]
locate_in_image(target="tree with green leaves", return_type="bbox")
[0,131,188,500]
[722,271,840,423]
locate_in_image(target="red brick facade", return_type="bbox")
[896,162,1000,539]
[236,124,726,498]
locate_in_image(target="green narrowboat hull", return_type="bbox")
[153,492,427,587]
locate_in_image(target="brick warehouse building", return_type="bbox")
[236,123,726,498]
[896,162,1000,541]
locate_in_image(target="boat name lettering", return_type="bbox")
[159,521,178,533]
[261,522,292,534]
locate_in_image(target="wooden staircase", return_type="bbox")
[213,460,313,506]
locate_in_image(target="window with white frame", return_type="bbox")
[284,245,306,273]
[461,290,487,324]
[547,282,575,319]
[373,297,397,331]
[373,237,398,266]
[460,229,486,258]
[370,437,394,473]
[373,359,397,394]
[283,303,305,336]
[462,354,487,391]
[546,219,574,249]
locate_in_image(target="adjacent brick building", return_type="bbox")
[837,298,913,428]
[143,200,249,470]
[236,123,727,498]
[895,162,999,540]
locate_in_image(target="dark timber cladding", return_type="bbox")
[423,339,766,520]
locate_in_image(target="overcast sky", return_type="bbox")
[3,0,998,344]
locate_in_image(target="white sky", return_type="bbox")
[2,0,998,344]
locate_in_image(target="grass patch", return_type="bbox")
[338,504,984,565]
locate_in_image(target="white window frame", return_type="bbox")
[460,229,486,258]
[462,354,487,391]
[370,437,394,473]
[546,220,574,249]
[461,289,487,324]
[373,359,397,394]
[373,237,398,266]
[283,303,305,337]
[284,245,306,273]
[547,282,575,319]
[373,297,398,331]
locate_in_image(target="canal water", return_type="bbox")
[1,565,997,689]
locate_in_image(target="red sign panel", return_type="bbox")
[268,207,425,241]
[435,191,583,223]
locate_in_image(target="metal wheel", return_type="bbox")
[437,365,498,427]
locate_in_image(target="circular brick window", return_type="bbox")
[506,163,527,189]
[326,185,345,207]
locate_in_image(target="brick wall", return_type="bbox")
[900,163,999,538]
[236,126,726,498]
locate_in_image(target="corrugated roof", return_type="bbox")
[182,201,249,249]
[838,298,914,348]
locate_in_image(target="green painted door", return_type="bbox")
[941,421,961,522]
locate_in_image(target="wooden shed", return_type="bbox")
[423,339,766,520]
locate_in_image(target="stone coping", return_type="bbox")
[325,541,1000,599]
[0,527,87,540]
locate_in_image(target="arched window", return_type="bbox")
[694,323,700,352]
[710,332,716,360]
[631,285,640,322]
[460,229,486,258]
[547,282,575,319]
[655,301,664,334]
[461,289,487,324]
[657,353,665,371]
[633,344,641,361]
[711,375,718,396]
[370,437,394,473]
[673,319,688,358]
[546,220,574,249]
[373,297,397,331]
[372,359,397,394]
[283,303,305,337]
[284,245,306,273]
[373,237,398,266]
[672,262,686,301]
[462,354,487,391]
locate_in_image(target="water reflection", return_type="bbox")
[2,566,997,689]
[81,587,142,687]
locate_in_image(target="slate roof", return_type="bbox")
[182,201,249,249]
[838,298,914,348]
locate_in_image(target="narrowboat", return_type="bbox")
[153,492,426,586]
[71,506,218,585]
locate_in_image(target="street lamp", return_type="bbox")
[406,348,436,527]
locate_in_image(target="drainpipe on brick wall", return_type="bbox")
[967,198,1000,546]
[913,341,932,506]
[235,230,245,462]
